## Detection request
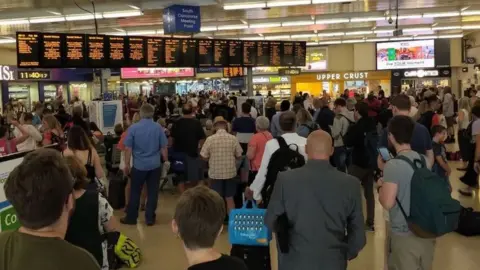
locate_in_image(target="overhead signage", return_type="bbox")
[0,66,16,81]
[17,71,51,80]
[163,5,201,34]
[316,72,369,81]
[252,76,290,84]
[279,68,301,76]
[392,68,451,78]
[16,32,307,68]
[404,70,439,78]
[120,68,195,79]
[223,67,244,78]
[376,40,435,70]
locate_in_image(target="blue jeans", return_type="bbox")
[126,166,161,223]
[333,147,347,173]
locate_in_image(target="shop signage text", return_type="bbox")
[163,5,201,34]
[404,70,439,78]
[252,76,290,84]
[316,72,368,81]
[0,66,15,81]
[279,68,301,76]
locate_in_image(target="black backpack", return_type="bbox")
[261,136,306,206]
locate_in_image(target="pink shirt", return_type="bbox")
[248,131,273,171]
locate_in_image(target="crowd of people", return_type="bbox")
[0,83,477,270]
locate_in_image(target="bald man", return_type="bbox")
[265,130,366,270]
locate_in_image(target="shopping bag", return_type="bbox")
[228,200,272,246]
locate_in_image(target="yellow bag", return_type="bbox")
[114,233,142,268]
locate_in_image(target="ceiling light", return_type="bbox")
[201,26,218,32]
[306,42,318,46]
[264,35,290,40]
[461,10,480,16]
[345,31,373,36]
[127,5,141,10]
[29,16,65,23]
[397,14,422,19]
[438,34,463,39]
[389,37,413,41]
[403,27,433,33]
[291,33,317,38]
[318,32,344,37]
[249,22,281,28]
[156,30,164,35]
[101,32,127,36]
[267,0,311,7]
[0,19,29,25]
[240,36,265,40]
[0,38,16,44]
[46,10,62,16]
[318,41,342,45]
[423,11,460,18]
[350,17,385,22]
[365,38,389,42]
[432,26,461,31]
[374,29,394,34]
[462,25,480,29]
[102,10,143,18]
[65,13,99,21]
[312,0,356,3]
[127,30,155,35]
[282,20,314,26]
[223,2,267,10]
[342,39,365,43]
[414,35,438,40]
[218,24,249,30]
[315,18,349,24]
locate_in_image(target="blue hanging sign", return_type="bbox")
[163,5,201,34]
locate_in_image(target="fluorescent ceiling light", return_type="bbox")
[249,22,281,28]
[306,42,318,46]
[264,35,290,40]
[461,10,480,16]
[318,41,341,45]
[267,0,310,7]
[432,26,461,31]
[47,10,62,16]
[312,0,356,3]
[101,32,127,36]
[317,32,344,37]
[414,35,438,40]
[0,19,29,25]
[201,26,218,31]
[315,18,349,24]
[438,34,463,38]
[365,38,389,42]
[0,38,16,44]
[462,25,480,29]
[403,27,433,33]
[65,13,99,21]
[156,30,164,35]
[397,14,422,19]
[29,16,65,23]
[127,5,141,10]
[350,17,385,22]
[342,39,365,43]
[389,37,413,41]
[374,29,394,34]
[291,33,317,38]
[423,11,460,18]
[345,31,373,36]
[102,10,142,18]
[127,30,155,35]
[224,2,266,10]
[282,20,314,26]
[240,36,265,40]
[218,24,248,30]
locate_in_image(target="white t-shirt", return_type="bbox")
[14,124,42,152]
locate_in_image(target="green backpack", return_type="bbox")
[395,155,461,238]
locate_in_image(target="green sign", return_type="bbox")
[0,206,20,231]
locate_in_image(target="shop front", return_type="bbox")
[292,71,392,98]
[252,75,291,100]
[391,68,452,92]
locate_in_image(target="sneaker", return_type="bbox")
[120,217,137,225]
[458,188,473,197]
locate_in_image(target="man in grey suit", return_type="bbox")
[265,130,366,270]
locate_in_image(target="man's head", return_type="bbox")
[390,94,411,116]
[354,101,369,121]
[333,98,346,114]
[34,103,44,115]
[306,130,333,160]
[279,111,297,133]
[140,104,155,119]
[23,112,34,124]
[280,100,290,112]
[431,125,447,143]
[172,186,226,250]
[241,102,252,115]
[213,116,228,130]
[114,123,124,136]
[182,103,194,116]
[387,115,414,148]
[4,149,74,231]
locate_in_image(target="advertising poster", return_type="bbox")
[90,101,123,134]
[0,157,24,232]
[120,68,195,79]
[377,40,435,70]
[303,47,328,71]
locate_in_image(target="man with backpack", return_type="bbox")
[343,102,378,232]
[331,98,355,172]
[313,97,335,135]
[378,115,460,270]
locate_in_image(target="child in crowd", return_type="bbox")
[431,125,452,190]
[173,186,247,270]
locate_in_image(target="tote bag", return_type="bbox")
[228,200,271,246]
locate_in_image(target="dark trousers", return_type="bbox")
[460,144,479,188]
[126,166,161,223]
[333,146,348,173]
[349,164,375,226]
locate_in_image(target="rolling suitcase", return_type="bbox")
[108,171,126,210]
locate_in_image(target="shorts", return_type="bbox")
[446,116,455,128]
[179,155,204,183]
[210,178,238,198]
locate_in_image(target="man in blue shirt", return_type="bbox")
[121,104,168,226]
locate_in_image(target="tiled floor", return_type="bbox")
[116,160,480,270]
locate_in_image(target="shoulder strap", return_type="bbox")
[276,136,288,149]
[87,149,92,165]
[394,154,426,170]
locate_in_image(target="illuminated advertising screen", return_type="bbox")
[120,68,195,79]
[376,40,435,70]
[303,47,327,71]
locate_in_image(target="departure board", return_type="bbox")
[281,42,295,66]
[64,34,86,68]
[243,41,256,66]
[269,41,282,66]
[17,32,40,67]
[108,36,126,67]
[180,39,197,67]
[41,33,63,67]
[146,38,165,67]
[214,40,228,67]
[223,67,244,77]
[165,39,181,67]
[294,41,307,66]
[256,41,270,66]
[86,35,107,68]
[228,40,242,67]
[198,40,213,67]
[127,37,146,67]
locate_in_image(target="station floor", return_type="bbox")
[116,159,480,270]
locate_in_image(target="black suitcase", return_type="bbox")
[108,171,126,210]
[456,207,480,236]
[230,245,271,270]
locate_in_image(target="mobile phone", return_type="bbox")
[378,147,392,161]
